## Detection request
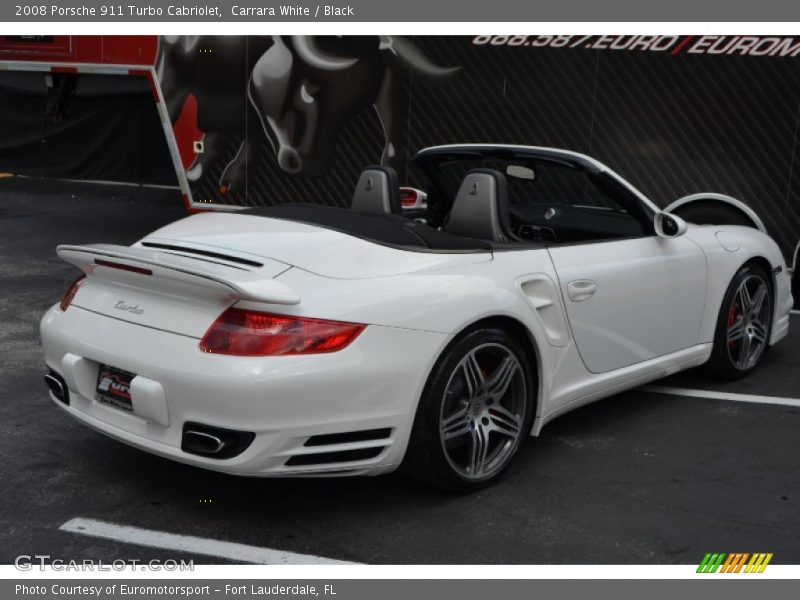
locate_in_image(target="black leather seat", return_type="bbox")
[445,169,515,242]
[351,165,402,215]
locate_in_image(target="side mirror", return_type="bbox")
[655,212,688,238]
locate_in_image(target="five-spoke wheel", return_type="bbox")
[726,273,771,370]
[439,343,527,480]
[708,262,773,379]
[403,327,534,491]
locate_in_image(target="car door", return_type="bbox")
[548,235,708,374]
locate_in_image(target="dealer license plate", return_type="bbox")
[95,365,135,412]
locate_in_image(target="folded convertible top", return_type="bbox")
[247,203,494,252]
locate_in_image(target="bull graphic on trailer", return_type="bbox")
[156,36,460,194]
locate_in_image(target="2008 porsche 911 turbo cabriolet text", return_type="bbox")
[40,145,794,491]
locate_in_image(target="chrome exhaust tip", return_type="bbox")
[181,422,255,459]
[44,370,69,405]
[182,430,226,455]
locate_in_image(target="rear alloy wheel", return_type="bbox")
[707,263,773,379]
[403,328,534,492]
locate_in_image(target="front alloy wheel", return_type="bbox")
[707,263,773,379]
[725,274,770,370]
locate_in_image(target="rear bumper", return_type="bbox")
[40,304,449,477]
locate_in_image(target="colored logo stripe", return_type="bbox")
[697,553,725,573]
[697,553,773,573]
[745,553,773,573]
[719,553,749,573]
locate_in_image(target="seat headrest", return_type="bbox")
[445,169,513,242]
[351,165,402,215]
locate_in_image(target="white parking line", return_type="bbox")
[641,385,800,408]
[791,309,800,315]
[60,518,357,565]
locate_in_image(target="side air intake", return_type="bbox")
[517,274,570,346]
[284,428,393,467]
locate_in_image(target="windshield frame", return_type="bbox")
[413,145,657,233]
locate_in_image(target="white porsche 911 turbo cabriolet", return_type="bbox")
[40,144,793,491]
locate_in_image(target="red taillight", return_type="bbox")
[199,308,365,356]
[60,275,86,311]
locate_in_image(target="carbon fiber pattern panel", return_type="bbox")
[183,36,800,258]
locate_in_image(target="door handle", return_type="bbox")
[567,279,598,302]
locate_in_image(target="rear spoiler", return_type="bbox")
[57,244,300,305]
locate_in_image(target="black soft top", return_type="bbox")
[247,203,495,253]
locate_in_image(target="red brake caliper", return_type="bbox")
[727,303,738,348]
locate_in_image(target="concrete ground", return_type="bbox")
[1,177,798,565]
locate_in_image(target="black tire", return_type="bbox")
[706,262,773,380]
[401,327,536,492]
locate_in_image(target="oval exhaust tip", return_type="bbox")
[183,430,226,455]
[44,372,68,404]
